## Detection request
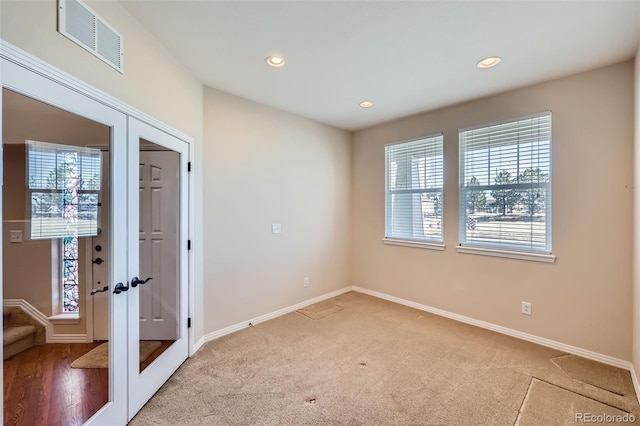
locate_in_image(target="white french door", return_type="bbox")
[126,118,189,420]
[1,47,190,425]
[1,54,128,426]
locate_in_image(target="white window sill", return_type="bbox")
[383,238,445,251]
[48,313,80,325]
[456,245,556,263]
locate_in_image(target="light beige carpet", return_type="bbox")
[296,301,343,320]
[71,341,161,369]
[515,378,632,426]
[130,292,640,425]
[552,354,633,396]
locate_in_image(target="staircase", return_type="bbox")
[3,307,45,359]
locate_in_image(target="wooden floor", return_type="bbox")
[4,341,174,426]
[4,343,107,426]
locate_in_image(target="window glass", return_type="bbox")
[385,135,444,243]
[459,113,552,252]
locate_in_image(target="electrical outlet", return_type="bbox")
[272,223,281,234]
[9,230,22,243]
[303,277,309,288]
[521,301,532,316]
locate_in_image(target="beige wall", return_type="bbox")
[0,0,205,341]
[202,87,352,332]
[353,61,634,360]
[0,0,202,139]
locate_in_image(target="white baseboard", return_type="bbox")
[192,336,205,355]
[3,299,88,343]
[201,287,353,344]
[631,365,640,402]
[352,286,633,371]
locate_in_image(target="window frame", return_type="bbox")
[384,133,445,249]
[457,112,554,262]
[26,140,102,241]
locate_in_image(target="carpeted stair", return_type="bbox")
[3,307,45,360]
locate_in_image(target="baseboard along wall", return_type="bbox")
[198,286,637,384]
[200,287,353,348]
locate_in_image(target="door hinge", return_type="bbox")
[187,317,191,328]
[187,161,192,172]
[187,240,191,250]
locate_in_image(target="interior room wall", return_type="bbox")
[202,87,352,333]
[352,61,634,361]
[0,0,205,342]
[2,145,54,316]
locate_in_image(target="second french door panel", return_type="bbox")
[126,117,189,420]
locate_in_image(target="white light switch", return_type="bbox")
[272,223,281,234]
[10,230,22,243]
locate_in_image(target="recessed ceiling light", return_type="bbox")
[477,56,502,69]
[266,56,285,67]
[359,100,374,108]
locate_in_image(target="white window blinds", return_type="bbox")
[459,113,552,252]
[385,135,444,243]
[27,140,102,239]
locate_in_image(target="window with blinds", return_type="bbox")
[459,112,551,253]
[385,135,444,243]
[27,140,102,239]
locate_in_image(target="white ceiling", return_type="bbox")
[121,1,640,131]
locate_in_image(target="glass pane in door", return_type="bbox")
[138,139,180,372]
[2,88,111,424]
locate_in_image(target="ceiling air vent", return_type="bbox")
[58,0,124,73]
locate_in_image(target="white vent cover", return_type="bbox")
[58,0,124,73]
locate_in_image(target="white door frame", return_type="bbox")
[0,40,196,424]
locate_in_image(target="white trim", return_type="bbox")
[383,238,445,251]
[351,287,631,370]
[188,144,196,357]
[4,299,89,343]
[202,287,352,344]
[630,366,640,407]
[48,313,80,325]
[0,40,192,143]
[192,337,205,355]
[456,245,556,263]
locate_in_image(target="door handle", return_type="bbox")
[90,285,109,296]
[113,282,129,294]
[130,277,152,288]
[92,257,104,265]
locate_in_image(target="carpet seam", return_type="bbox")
[549,356,627,397]
[531,377,630,413]
[513,376,534,426]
